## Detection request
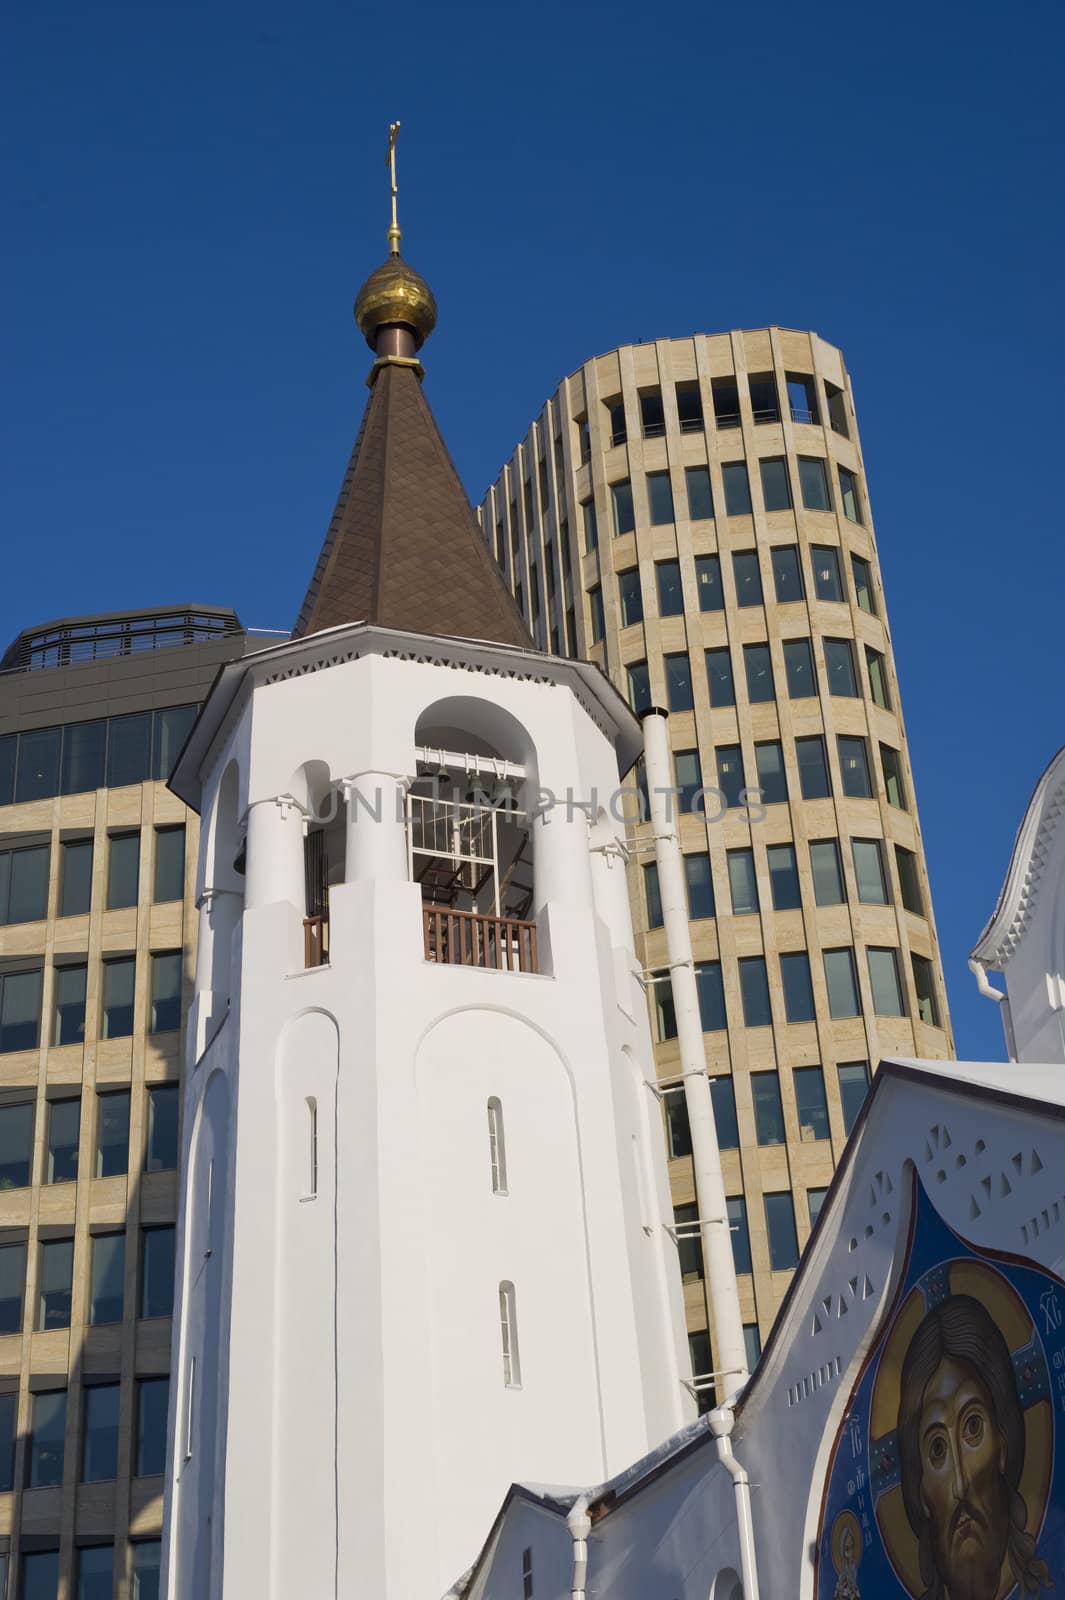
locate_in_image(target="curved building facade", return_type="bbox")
[477,327,954,1391]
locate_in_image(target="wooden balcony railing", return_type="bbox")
[303,914,328,969]
[422,906,538,975]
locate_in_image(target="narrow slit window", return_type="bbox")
[184,1356,196,1462]
[487,1098,508,1194]
[307,1098,318,1198]
[499,1280,521,1387]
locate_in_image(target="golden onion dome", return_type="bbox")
[354,254,438,351]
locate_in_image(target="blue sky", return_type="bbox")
[3,0,1062,1060]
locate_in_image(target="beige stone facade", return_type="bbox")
[476,329,954,1396]
[0,609,251,1597]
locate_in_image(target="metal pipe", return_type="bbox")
[640,707,748,1394]
[709,1403,760,1600]
[567,1494,593,1600]
[968,958,1017,1061]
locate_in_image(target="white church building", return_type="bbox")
[159,215,1065,1600]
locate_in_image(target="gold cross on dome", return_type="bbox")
[386,121,401,255]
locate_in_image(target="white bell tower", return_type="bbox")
[161,218,692,1600]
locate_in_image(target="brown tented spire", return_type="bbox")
[293,358,531,647]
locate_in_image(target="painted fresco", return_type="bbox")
[815,1175,1065,1599]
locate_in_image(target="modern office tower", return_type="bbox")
[0,606,262,1600]
[476,330,954,1393]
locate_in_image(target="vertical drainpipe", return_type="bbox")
[640,706,749,1395]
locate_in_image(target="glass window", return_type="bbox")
[786,373,819,425]
[665,1094,690,1158]
[696,962,727,1032]
[676,382,704,433]
[643,862,663,929]
[588,585,604,644]
[712,376,741,428]
[78,1544,115,1599]
[853,839,890,904]
[0,1244,25,1336]
[132,1541,162,1600]
[102,957,136,1039]
[89,1234,125,1325]
[152,706,198,782]
[22,1552,60,1600]
[685,854,715,919]
[37,1239,73,1330]
[866,648,891,709]
[810,839,846,905]
[740,957,772,1028]
[1,845,49,925]
[794,1065,830,1139]
[743,643,775,703]
[611,479,635,536]
[896,846,924,916]
[881,744,907,809]
[838,736,873,799]
[728,1195,752,1274]
[46,1098,80,1183]
[705,647,735,707]
[618,569,643,627]
[824,638,858,697]
[732,550,762,606]
[767,843,801,910]
[694,554,724,611]
[107,712,153,789]
[811,545,845,601]
[141,1227,176,1319]
[106,832,140,910]
[852,555,876,614]
[153,826,186,903]
[626,659,650,715]
[749,372,780,421]
[640,389,664,437]
[824,948,861,1018]
[0,969,43,1053]
[716,746,746,810]
[685,465,713,520]
[727,849,759,915]
[665,652,694,713]
[752,1072,785,1143]
[765,1192,799,1271]
[0,1103,34,1189]
[15,727,61,803]
[53,964,87,1047]
[606,396,627,446]
[674,1202,704,1281]
[150,952,182,1034]
[781,952,816,1023]
[710,1075,739,1148]
[826,382,849,436]
[647,471,674,525]
[61,720,107,794]
[744,1322,762,1371]
[771,545,804,603]
[146,1085,179,1172]
[798,457,832,511]
[60,839,94,917]
[838,1061,871,1133]
[838,466,862,523]
[656,559,683,616]
[912,954,940,1026]
[136,1376,170,1476]
[808,1187,829,1226]
[0,737,12,806]
[868,947,905,1016]
[688,1330,712,1414]
[653,972,676,1042]
[755,741,788,805]
[0,1391,14,1490]
[29,1388,67,1486]
[796,736,831,800]
[722,462,752,516]
[95,1091,130,1178]
[782,637,817,699]
[759,457,792,511]
[581,498,598,552]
